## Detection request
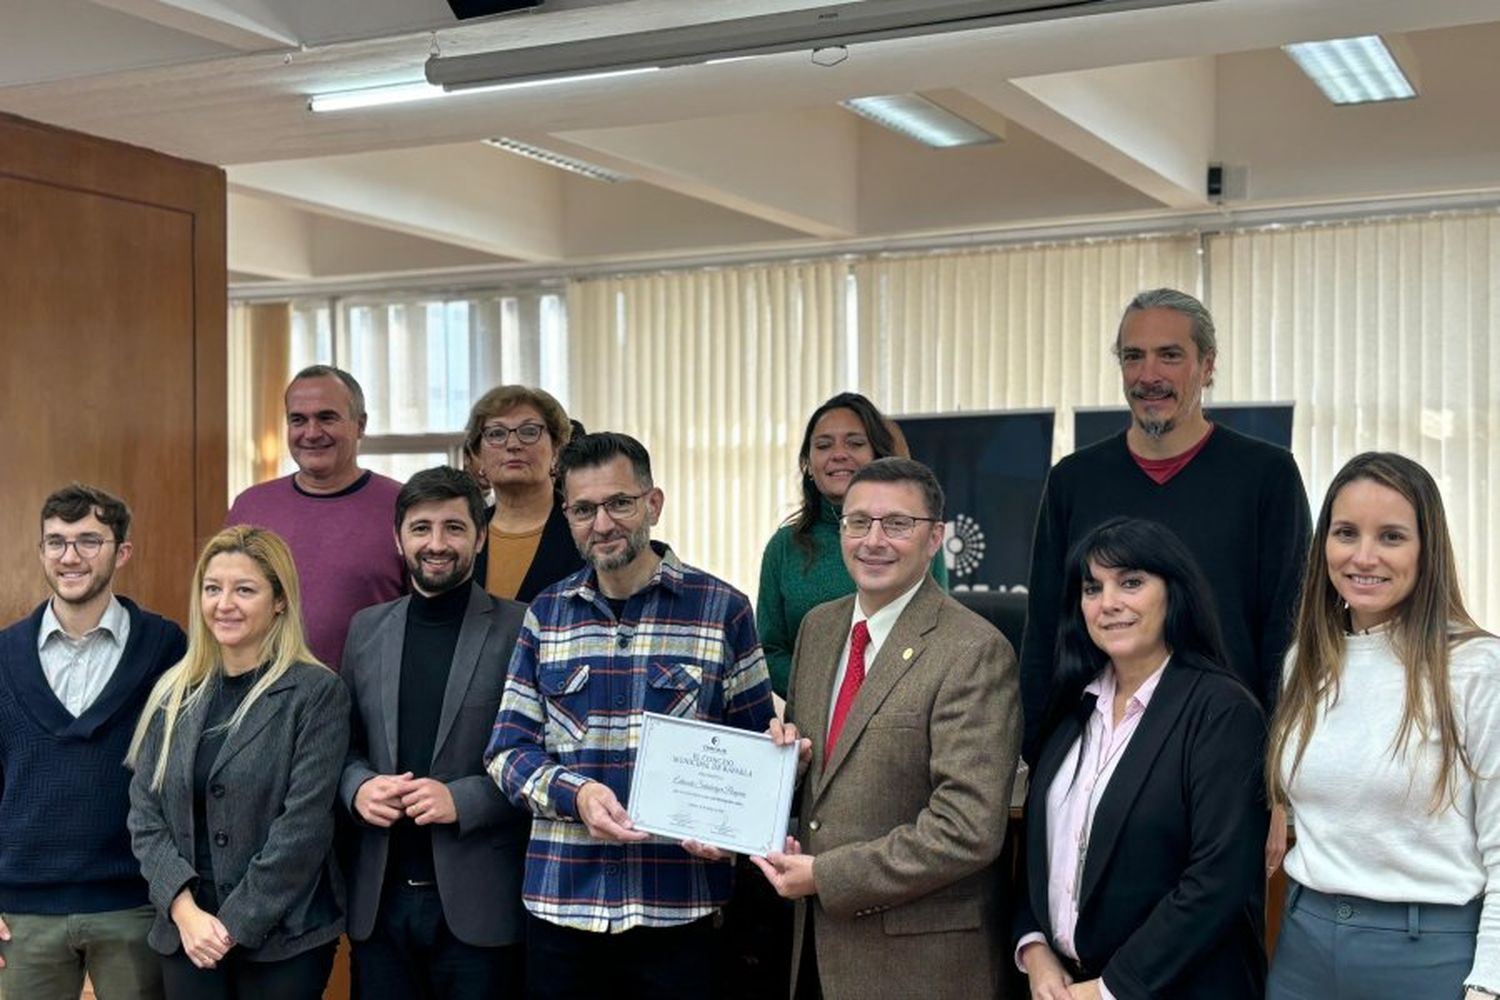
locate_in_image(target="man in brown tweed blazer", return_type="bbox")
[754,457,1022,1000]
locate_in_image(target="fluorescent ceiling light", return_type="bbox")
[842,94,1000,148]
[308,67,658,113]
[1283,35,1417,105]
[483,138,632,182]
[427,0,1208,91]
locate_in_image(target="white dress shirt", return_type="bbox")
[826,577,925,740]
[37,595,130,717]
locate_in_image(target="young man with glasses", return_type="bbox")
[753,457,1021,1000]
[0,484,187,999]
[484,432,775,999]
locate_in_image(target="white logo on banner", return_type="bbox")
[944,512,986,579]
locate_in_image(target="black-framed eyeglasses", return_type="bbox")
[481,422,547,447]
[563,492,650,525]
[838,513,938,540]
[40,534,113,559]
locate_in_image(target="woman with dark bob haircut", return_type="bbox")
[755,391,946,697]
[1015,516,1266,1000]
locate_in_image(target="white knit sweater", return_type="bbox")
[1282,631,1500,989]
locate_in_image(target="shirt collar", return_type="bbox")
[851,576,925,644]
[565,541,682,603]
[1084,653,1171,715]
[39,594,127,647]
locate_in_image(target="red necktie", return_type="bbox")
[825,620,870,761]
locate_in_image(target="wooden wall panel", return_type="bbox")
[0,113,225,625]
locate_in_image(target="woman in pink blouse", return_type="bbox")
[1014,516,1266,1000]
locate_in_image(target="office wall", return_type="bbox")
[0,112,226,625]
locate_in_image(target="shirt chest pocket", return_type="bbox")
[538,662,591,748]
[647,661,703,719]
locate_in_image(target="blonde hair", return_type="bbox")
[128,526,320,790]
[1267,452,1487,812]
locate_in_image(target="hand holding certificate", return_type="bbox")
[627,712,799,857]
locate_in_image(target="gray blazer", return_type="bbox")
[128,661,349,962]
[338,583,530,947]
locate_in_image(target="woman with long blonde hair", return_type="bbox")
[1266,452,1500,1000]
[127,526,349,999]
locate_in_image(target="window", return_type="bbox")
[230,287,566,492]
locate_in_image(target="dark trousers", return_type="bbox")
[160,939,336,1000]
[718,858,793,1000]
[351,882,523,1000]
[525,912,717,1000]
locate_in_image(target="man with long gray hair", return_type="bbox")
[1017,288,1311,762]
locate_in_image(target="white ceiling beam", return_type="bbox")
[968,57,1217,209]
[228,192,315,281]
[89,0,298,51]
[227,144,567,263]
[543,108,860,239]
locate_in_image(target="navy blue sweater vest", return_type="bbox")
[0,597,186,913]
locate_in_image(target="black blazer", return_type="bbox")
[472,494,583,604]
[1014,658,1267,999]
[338,583,530,947]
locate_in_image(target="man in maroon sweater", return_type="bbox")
[225,365,404,669]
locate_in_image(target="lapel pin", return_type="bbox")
[902,647,914,661]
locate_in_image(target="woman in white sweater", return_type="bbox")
[1266,451,1500,1000]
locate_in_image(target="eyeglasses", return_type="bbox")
[563,492,650,525]
[481,422,547,447]
[40,534,113,559]
[838,513,939,540]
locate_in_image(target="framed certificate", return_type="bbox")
[626,712,799,856]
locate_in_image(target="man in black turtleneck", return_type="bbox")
[339,466,529,999]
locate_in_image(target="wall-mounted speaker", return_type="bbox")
[446,0,543,20]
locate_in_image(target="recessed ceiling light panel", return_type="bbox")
[1283,35,1417,105]
[483,138,632,182]
[841,94,1000,148]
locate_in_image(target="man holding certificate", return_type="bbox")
[755,457,1022,1000]
[484,432,775,999]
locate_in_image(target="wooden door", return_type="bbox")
[0,112,225,624]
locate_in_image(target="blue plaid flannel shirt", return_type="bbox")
[484,545,775,933]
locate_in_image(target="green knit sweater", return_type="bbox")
[756,497,949,696]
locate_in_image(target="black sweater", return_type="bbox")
[0,597,186,912]
[1018,426,1310,761]
[388,583,468,882]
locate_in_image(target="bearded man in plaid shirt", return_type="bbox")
[485,431,774,999]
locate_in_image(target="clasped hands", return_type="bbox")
[170,889,234,970]
[354,771,457,826]
[1021,941,1104,1000]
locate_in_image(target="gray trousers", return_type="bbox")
[1267,881,1480,1000]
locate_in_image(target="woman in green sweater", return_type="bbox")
[756,392,948,696]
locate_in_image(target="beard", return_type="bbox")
[1135,415,1174,439]
[406,550,474,594]
[579,520,652,572]
[1129,382,1179,440]
[46,565,115,607]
